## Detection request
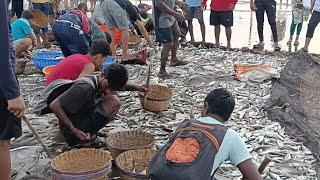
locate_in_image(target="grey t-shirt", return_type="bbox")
[152,0,176,28]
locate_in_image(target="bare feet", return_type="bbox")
[227,44,231,49]
[42,41,51,48]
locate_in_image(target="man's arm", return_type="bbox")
[0,1,25,118]
[135,20,154,48]
[78,63,95,78]
[310,0,316,13]
[123,84,148,92]
[29,0,33,9]
[27,34,37,47]
[237,159,262,180]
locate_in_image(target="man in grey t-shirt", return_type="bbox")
[153,0,188,78]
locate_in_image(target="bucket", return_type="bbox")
[99,25,121,45]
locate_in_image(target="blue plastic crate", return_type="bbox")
[103,56,116,70]
[32,52,64,71]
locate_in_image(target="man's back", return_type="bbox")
[11,18,33,40]
[46,54,92,85]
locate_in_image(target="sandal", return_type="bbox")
[170,60,188,67]
[287,40,292,46]
[300,48,308,52]
[293,40,299,46]
[253,42,264,49]
[158,72,172,79]
[274,46,281,51]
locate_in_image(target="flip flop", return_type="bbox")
[253,43,264,49]
[158,72,172,79]
[293,40,299,46]
[274,46,281,51]
[300,48,308,52]
[170,60,188,67]
[287,40,292,46]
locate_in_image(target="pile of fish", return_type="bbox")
[15,45,319,179]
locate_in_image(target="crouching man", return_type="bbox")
[11,10,37,58]
[149,88,262,180]
[34,64,147,146]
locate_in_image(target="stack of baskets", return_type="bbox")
[128,34,141,49]
[138,84,173,112]
[30,9,49,30]
[106,130,155,180]
[51,148,112,180]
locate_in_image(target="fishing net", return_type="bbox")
[266,53,320,175]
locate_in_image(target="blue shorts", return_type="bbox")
[33,2,50,34]
[155,27,173,44]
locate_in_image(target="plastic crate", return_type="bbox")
[103,56,116,70]
[32,52,64,71]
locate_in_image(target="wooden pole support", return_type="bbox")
[22,116,51,158]
[258,156,272,174]
[143,64,152,108]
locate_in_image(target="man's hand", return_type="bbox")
[230,4,235,10]
[7,96,25,118]
[175,12,185,22]
[72,128,91,142]
[137,86,149,93]
[202,3,207,10]
[250,2,256,11]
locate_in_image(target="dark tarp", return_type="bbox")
[266,53,320,178]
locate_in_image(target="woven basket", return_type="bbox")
[30,9,48,30]
[128,34,141,49]
[138,84,172,112]
[106,131,155,160]
[51,148,112,180]
[116,149,156,180]
[15,58,28,75]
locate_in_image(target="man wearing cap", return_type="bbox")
[135,3,154,35]
[100,0,155,57]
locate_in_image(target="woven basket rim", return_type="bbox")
[115,149,156,179]
[51,148,112,174]
[30,9,48,29]
[106,131,155,151]
[138,84,172,101]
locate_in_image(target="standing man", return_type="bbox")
[153,0,188,78]
[185,0,206,44]
[250,0,281,51]
[0,0,26,179]
[12,0,24,18]
[101,0,155,57]
[29,0,50,48]
[302,0,320,52]
[203,0,237,48]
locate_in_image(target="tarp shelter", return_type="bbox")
[266,53,320,177]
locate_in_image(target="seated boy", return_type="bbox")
[35,64,147,146]
[11,10,37,58]
[150,88,262,180]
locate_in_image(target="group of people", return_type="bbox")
[2,0,320,180]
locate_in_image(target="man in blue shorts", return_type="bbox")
[153,0,188,78]
[185,0,206,44]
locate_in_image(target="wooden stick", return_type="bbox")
[22,116,51,158]
[143,64,152,108]
[258,156,272,174]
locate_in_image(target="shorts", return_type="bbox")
[59,102,108,146]
[185,6,204,23]
[210,10,233,27]
[101,0,128,30]
[49,3,54,15]
[13,38,32,51]
[155,26,173,44]
[0,91,22,140]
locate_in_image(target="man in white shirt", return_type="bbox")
[302,0,320,52]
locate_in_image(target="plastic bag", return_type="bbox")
[234,64,280,82]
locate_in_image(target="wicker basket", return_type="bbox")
[128,34,141,49]
[15,58,28,75]
[106,131,155,159]
[138,84,172,112]
[30,9,48,30]
[51,148,112,180]
[116,149,156,180]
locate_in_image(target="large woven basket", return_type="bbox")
[51,148,112,180]
[15,58,28,75]
[30,9,48,30]
[116,149,156,180]
[128,34,141,49]
[106,131,155,160]
[138,84,172,112]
